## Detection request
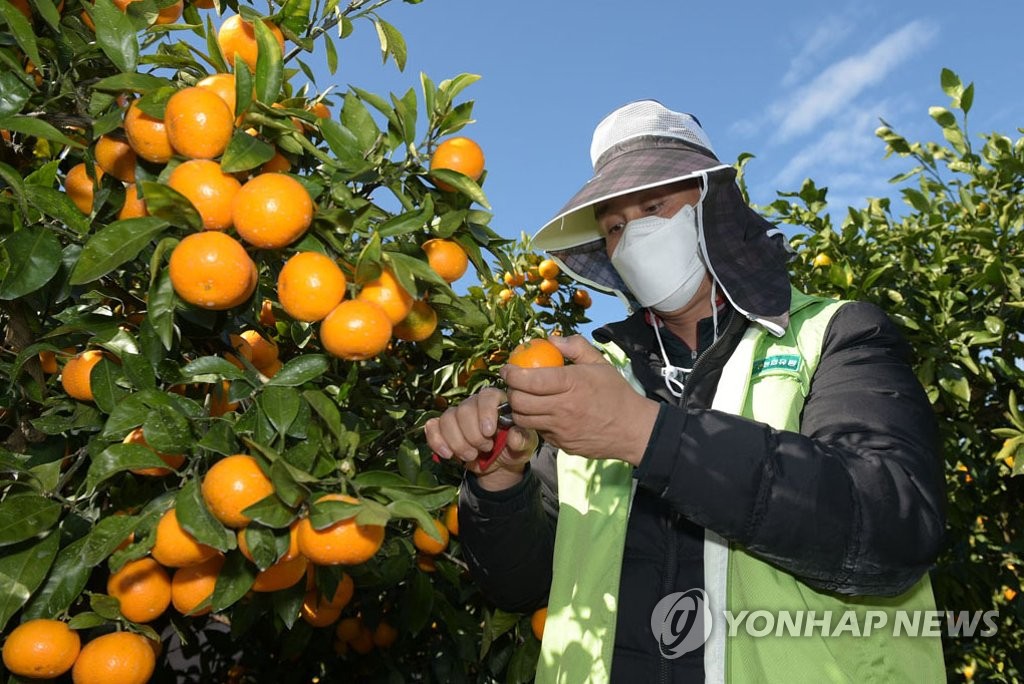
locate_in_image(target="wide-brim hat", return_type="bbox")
[531,100,796,334]
[534,100,730,252]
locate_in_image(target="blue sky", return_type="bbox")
[287,0,1024,336]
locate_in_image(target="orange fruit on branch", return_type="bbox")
[531,606,547,640]
[71,631,156,684]
[277,251,347,322]
[170,553,224,616]
[538,258,560,279]
[508,338,564,368]
[61,349,105,401]
[118,183,148,220]
[65,162,103,214]
[195,72,237,116]
[106,557,172,623]
[217,14,285,72]
[167,159,241,231]
[94,134,136,182]
[319,299,392,361]
[231,329,279,371]
[296,494,385,565]
[355,268,413,324]
[300,590,342,627]
[412,518,449,556]
[393,299,438,342]
[124,101,172,164]
[168,232,255,310]
[251,555,308,592]
[2,619,80,679]
[430,136,485,191]
[201,454,274,528]
[421,238,468,283]
[152,508,218,567]
[572,289,592,309]
[233,173,314,249]
[164,87,234,160]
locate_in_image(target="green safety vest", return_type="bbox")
[536,289,945,683]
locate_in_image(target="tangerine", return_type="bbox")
[412,518,449,556]
[277,251,347,322]
[124,101,172,164]
[170,554,224,616]
[61,350,105,401]
[152,508,218,567]
[168,232,255,310]
[295,494,385,565]
[251,555,308,592]
[430,136,485,191]
[319,300,392,361]
[572,289,592,309]
[393,299,438,342]
[71,631,156,684]
[300,590,342,627]
[217,14,285,72]
[95,134,136,182]
[356,268,413,324]
[164,87,234,160]
[200,454,274,528]
[106,557,172,623]
[421,238,468,283]
[443,503,459,536]
[195,72,237,117]
[508,338,564,368]
[531,606,547,640]
[232,330,278,371]
[167,159,241,231]
[538,258,560,279]
[65,162,103,214]
[2,619,80,679]
[233,173,313,249]
[119,183,148,220]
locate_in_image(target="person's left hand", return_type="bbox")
[500,335,660,466]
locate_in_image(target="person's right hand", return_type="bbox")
[424,387,538,491]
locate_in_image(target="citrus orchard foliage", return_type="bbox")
[0,0,591,680]
[745,69,1023,681]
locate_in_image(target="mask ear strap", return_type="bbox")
[650,316,689,398]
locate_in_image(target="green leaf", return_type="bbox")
[66,612,107,630]
[0,532,59,631]
[0,228,62,300]
[235,60,254,115]
[278,0,311,37]
[0,493,61,547]
[220,131,276,173]
[319,119,364,166]
[386,499,437,539]
[373,18,407,71]
[960,82,974,114]
[26,186,92,235]
[85,444,170,491]
[0,0,42,71]
[268,460,309,509]
[139,181,202,232]
[93,0,139,73]
[323,32,337,75]
[198,420,240,456]
[22,535,93,621]
[940,68,962,100]
[240,493,296,528]
[80,512,150,567]
[69,217,169,285]
[143,404,192,454]
[303,389,343,442]
[0,162,27,218]
[260,385,300,436]
[91,358,129,415]
[400,570,433,635]
[204,15,230,75]
[92,73,172,93]
[175,480,235,551]
[0,115,86,149]
[341,92,379,153]
[378,199,433,238]
[254,19,284,105]
[212,552,256,611]
[428,169,490,208]
[265,355,329,387]
[181,356,247,381]
[0,70,31,118]
[146,267,176,351]
[122,352,157,391]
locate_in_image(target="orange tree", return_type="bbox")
[745,69,1023,681]
[0,0,589,681]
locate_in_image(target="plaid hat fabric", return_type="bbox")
[534,100,794,332]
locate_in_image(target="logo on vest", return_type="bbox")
[650,588,712,659]
[752,354,801,376]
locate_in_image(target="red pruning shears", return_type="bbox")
[432,401,515,470]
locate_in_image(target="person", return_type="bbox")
[424,100,947,683]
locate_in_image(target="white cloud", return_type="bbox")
[770,106,881,189]
[781,14,855,88]
[772,20,938,142]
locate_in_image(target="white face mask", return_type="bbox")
[610,203,707,313]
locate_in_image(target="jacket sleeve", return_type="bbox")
[458,442,559,612]
[634,301,946,596]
